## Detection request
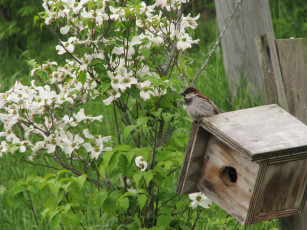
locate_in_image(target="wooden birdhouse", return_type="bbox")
[177,104,307,225]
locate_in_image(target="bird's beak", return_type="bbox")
[179,91,185,96]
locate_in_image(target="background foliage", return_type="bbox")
[0,0,306,229]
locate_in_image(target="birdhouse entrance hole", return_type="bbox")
[220,166,237,186]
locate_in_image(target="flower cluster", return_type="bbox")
[41,0,199,104]
[0,73,111,160]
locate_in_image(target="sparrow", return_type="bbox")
[180,87,220,121]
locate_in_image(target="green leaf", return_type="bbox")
[59,203,71,215]
[109,152,120,173]
[162,113,174,124]
[26,174,43,184]
[50,213,61,230]
[136,117,148,127]
[100,83,111,94]
[137,195,147,210]
[114,145,132,152]
[143,170,153,186]
[6,192,23,208]
[124,125,137,139]
[98,164,107,178]
[133,171,143,186]
[157,215,171,227]
[48,180,61,197]
[102,196,117,216]
[46,197,57,210]
[44,173,56,181]
[78,71,87,84]
[72,174,87,189]
[140,47,150,59]
[69,185,84,203]
[57,169,72,178]
[135,189,149,196]
[102,150,115,166]
[11,180,27,195]
[125,151,135,163]
[118,197,129,211]
[134,148,150,161]
[89,190,108,208]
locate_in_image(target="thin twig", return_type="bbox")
[191,0,244,86]
[191,209,202,230]
[176,61,189,87]
[27,191,39,226]
[22,157,61,171]
[113,101,121,145]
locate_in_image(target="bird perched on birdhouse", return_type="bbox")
[180,87,219,120]
[177,104,307,225]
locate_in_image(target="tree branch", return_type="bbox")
[191,0,244,86]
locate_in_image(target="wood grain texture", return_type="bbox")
[255,33,289,111]
[250,157,307,224]
[177,122,210,195]
[214,0,273,97]
[197,135,259,224]
[272,38,307,230]
[275,38,307,124]
[200,104,307,161]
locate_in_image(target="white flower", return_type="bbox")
[103,89,121,105]
[56,37,77,55]
[83,142,111,160]
[61,132,84,156]
[135,156,148,171]
[189,192,212,209]
[73,109,103,123]
[138,80,153,101]
[176,32,199,51]
[83,129,111,146]
[181,14,200,30]
[155,0,167,8]
[60,25,71,35]
[56,43,74,55]
[0,141,8,154]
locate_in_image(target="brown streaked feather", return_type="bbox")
[194,91,220,114]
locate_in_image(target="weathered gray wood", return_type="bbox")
[272,38,307,230]
[255,33,289,111]
[275,38,307,124]
[197,135,259,224]
[200,104,307,161]
[251,158,307,224]
[214,0,274,97]
[177,122,210,195]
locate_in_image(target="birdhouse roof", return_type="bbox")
[199,104,307,161]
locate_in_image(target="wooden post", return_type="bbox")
[214,0,274,97]
[256,35,307,230]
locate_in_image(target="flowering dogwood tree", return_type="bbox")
[1,0,212,228]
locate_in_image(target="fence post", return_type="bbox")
[214,0,273,97]
[256,34,307,230]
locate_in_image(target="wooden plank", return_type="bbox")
[177,122,210,195]
[200,104,307,161]
[255,33,289,111]
[214,0,273,97]
[273,38,307,230]
[275,38,307,124]
[252,158,307,224]
[197,135,260,224]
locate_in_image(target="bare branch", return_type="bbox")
[191,0,245,86]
